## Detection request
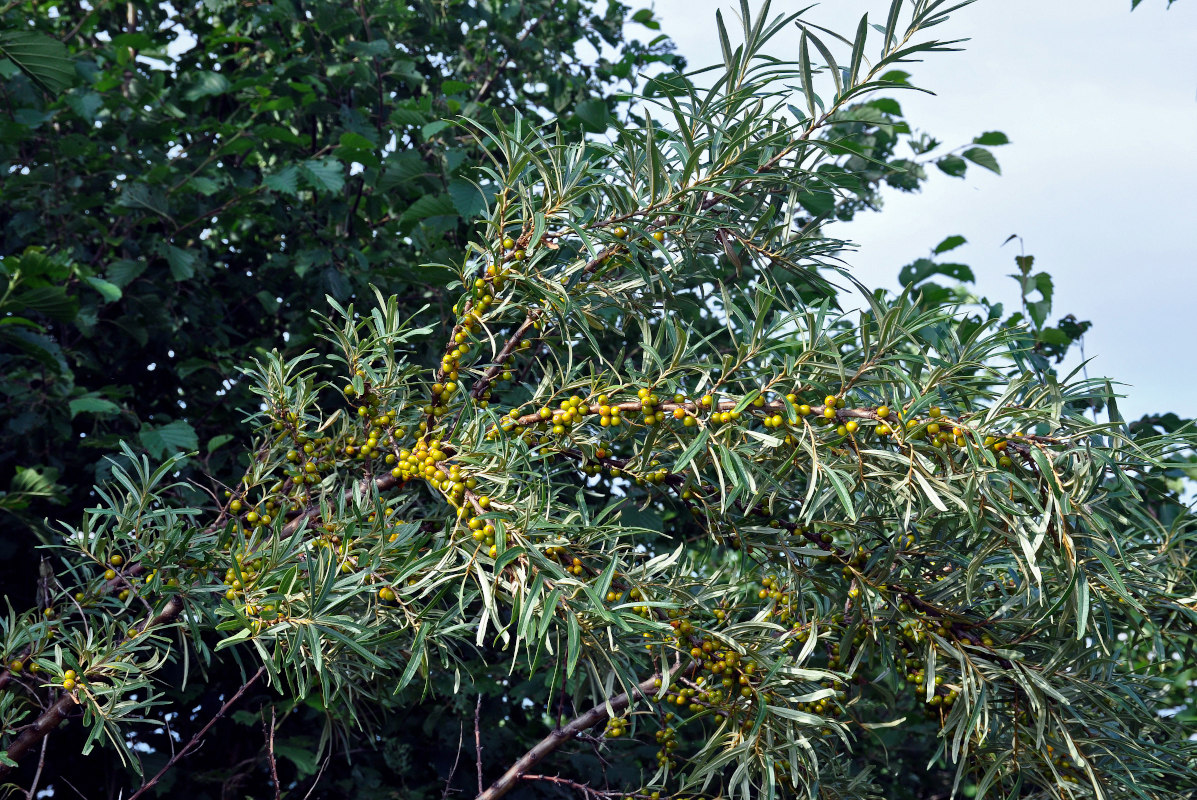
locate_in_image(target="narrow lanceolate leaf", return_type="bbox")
[716,9,735,71]
[883,0,904,51]
[912,466,948,512]
[799,26,843,99]
[799,31,817,122]
[848,14,869,86]
[674,427,711,473]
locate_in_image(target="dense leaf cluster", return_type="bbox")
[0,0,677,585]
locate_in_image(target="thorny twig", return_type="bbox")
[126,666,267,800]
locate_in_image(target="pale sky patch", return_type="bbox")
[650,0,1197,421]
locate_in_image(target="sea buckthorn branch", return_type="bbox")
[491,392,1044,512]
[485,378,1095,682]
[487,390,1066,575]
[469,311,540,403]
[475,660,685,800]
[124,665,267,800]
[559,21,948,290]
[484,4,896,286]
[1,459,206,691]
[0,594,186,777]
[561,38,911,285]
[2,385,462,772]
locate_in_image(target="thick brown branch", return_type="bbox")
[469,312,540,402]
[0,694,76,776]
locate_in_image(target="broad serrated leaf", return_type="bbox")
[972,131,1010,146]
[118,183,171,218]
[0,31,74,95]
[161,245,197,281]
[935,154,967,177]
[139,420,198,460]
[448,178,488,218]
[83,276,121,303]
[299,158,346,194]
[933,235,967,254]
[962,146,1001,174]
[263,166,301,195]
[69,396,121,418]
[184,72,231,101]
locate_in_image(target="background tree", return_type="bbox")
[3,1,1195,799]
[0,0,678,596]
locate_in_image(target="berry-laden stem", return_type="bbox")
[473,670,663,800]
[469,311,539,402]
[0,595,187,778]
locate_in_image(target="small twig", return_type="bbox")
[127,666,267,800]
[55,775,88,799]
[468,313,540,402]
[61,5,99,43]
[441,723,465,800]
[471,11,550,104]
[299,755,331,800]
[266,705,281,800]
[164,711,178,758]
[474,694,484,794]
[25,734,49,800]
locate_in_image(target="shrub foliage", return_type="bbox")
[2,2,1195,799]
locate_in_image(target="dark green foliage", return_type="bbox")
[0,0,677,588]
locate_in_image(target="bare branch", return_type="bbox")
[474,670,663,800]
[127,666,267,800]
[266,704,280,800]
[474,694,484,794]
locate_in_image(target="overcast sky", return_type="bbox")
[645,0,1197,422]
